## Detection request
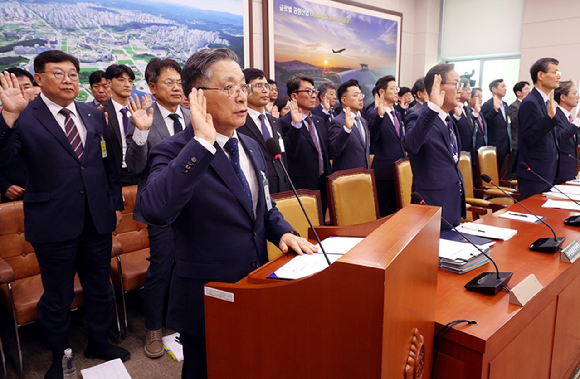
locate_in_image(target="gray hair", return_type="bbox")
[181,48,239,96]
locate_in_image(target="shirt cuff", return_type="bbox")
[132,128,149,146]
[343,125,352,133]
[291,121,303,129]
[322,108,330,115]
[195,136,216,154]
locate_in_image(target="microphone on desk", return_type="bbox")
[481,174,565,253]
[519,161,580,227]
[266,138,331,265]
[411,192,512,295]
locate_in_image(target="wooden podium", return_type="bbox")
[204,205,441,379]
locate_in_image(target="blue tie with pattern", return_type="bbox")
[224,138,253,210]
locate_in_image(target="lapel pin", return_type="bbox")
[88,114,91,117]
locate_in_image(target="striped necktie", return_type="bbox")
[59,108,84,161]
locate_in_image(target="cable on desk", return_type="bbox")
[431,319,477,379]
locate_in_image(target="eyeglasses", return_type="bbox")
[387,86,400,93]
[295,88,318,96]
[554,71,562,76]
[442,81,464,90]
[350,92,365,99]
[38,69,79,82]
[198,84,253,97]
[159,78,182,87]
[253,83,272,90]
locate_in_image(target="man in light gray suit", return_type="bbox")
[125,58,190,359]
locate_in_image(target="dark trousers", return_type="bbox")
[181,334,207,379]
[376,179,397,217]
[517,177,551,201]
[318,175,328,217]
[143,224,174,330]
[504,149,517,180]
[33,205,114,355]
[121,168,139,186]
[497,152,508,179]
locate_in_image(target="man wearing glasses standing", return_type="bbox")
[0,50,128,378]
[404,63,466,229]
[281,74,331,214]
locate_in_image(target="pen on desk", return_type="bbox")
[508,212,528,218]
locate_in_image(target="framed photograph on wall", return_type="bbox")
[0,0,252,102]
[264,0,401,108]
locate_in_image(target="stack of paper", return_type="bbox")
[455,223,517,240]
[438,238,493,274]
[552,184,580,195]
[565,179,580,186]
[542,199,580,211]
[543,191,580,201]
[162,332,184,362]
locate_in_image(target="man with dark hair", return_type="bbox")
[395,86,412,121]
[311,82,337,122]
[367,75,406,216]
[452,78,475,153]
[124,57,189,358]
[102,64,137,185]
[408,77,428,114]
[328,79,369,173]
[404,63,466,228]
[87,70,110,108]
[505,81,530,179]
[482,78,511,177]
[138,48,316,379]
[516,57,561,199]
[553,80,580,184]
[0,50,128,379]
[238,67,289,193]
[281,74,331,214]
[467,87,488,178]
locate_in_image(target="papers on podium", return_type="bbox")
[552,184,580,195]
[269,237,364,280]
[542,198,580,211]
[438,238,494,275]
[455,223,517,241]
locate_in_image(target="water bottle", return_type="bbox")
[62,348,78,379]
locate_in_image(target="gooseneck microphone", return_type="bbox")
[266,138,331,265]
[561,151,580,164]
[411,192,512,295]
[481,174,565,253]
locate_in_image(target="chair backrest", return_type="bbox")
[478,146,499,188]
[459,152,474,199]
[267,189,322,261]
[113,185,149,255]
[394,158,413,210]
[326,168,379,226]
[0,201,38,281]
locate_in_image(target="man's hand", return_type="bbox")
[0,71,29,127]
[493,95,501,111]
[4,185,24,200]
[344,107,354,130]
[128,93,154,131]
[321,93,331,111]
[548,90,557,119]
[115,210,123,228]
[377,96,387,117]
[271,105,280,119]
[278,233,318,255]
[189,89,216,145]
[289,99,303,124]
[429,74,445,108]
[473,97,482,113]
[265,102,273,114]
[401,96,410,109]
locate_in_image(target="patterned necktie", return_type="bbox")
[478,114,484,133]
[445,116,459,162]
[223,138,253,210]
[569,113,574,123]
[305,115,323,176]
[120,107,129,135]
[355,116,365,142]
[168,113,183,134]
[258,114,271,141]
[391,110,400,137]
[59,108,84,161]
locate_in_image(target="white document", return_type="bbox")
[543,191,580,201]
[317,237,364,255]
[162,332,184,362]
[438,239,491,261]
[80,358,131,379]
[498,211,543,223]
[456,223,517,241]
[565,179,580,186]
[552,184,580,195]
[272,253,342,280]
[542,199,580,211]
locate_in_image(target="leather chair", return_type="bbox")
[477,146,519,197]
[326,168,379,226]
[394,158,413,210]
[110,185,150,337]
[267,189,323,261]
[0,252,13,376]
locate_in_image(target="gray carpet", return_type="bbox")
[0,291,183,378]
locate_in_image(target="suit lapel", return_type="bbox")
[244,115,268,150]
[104,100,122,144]
[267,114,283,141]
[76,103,95,156]
[151,103,170,141]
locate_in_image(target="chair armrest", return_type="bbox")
[482,188,513,197]
[499,179,518,187]
[468,205,487,215]
[111,235,123,258]
[0,256,15,284]
[487,203,507,212]
[466,197,491,207]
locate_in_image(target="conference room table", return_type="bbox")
[433,194,580,379]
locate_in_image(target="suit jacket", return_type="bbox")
[453,106,487,159]
[407,101,423,115]
[125,103,190,223]
[0,148,26,202]
[280,112,331,190]
[508,100,521,150]
[403,103,466,227]
[310,104,335,126]
[328,111,370,172]
[482,97,511,156]
[237,112,290,193]
[0,97,123,243]
[367,107,406,181]
[516,87,559,185]
[101,99,124,170]
[86,99,102,108]
[137,126,293,337]
[554,107,579,184]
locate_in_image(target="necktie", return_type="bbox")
[569,114,574,123]
[354,116,365,142]
[59,108,84,161]
[120,107,129,135]
[168,113,183,134]
[224,138,253,210]
[258,114,271,141]
[445,116,459,162]
[478,114,484,133]
[305,116,323,176]
[391,110,400,137]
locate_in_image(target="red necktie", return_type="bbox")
[59,108,84,161]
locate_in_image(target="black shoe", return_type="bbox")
[85,341,130,362]
[44,360,63,379]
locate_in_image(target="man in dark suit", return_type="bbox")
[367,75,406,216]
[86,70,110,108]
[482,79,511,177]
[102,64,138,185]
[407,77,428,115]
[281,74,331,214]
[328,79,369,173]
[404,63,466,228]
[506,81,531,179]
[137,48,316,379]
[311,83,337,124]
[0,50,128,379]
[394,86,412,122]
[516,57,561,200]
[452,78,476,153]
[238,68,290,193]
[125,58,189,359]
[553,80,580,184]
[466,87,488,180]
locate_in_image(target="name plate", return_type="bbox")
[560,240,580,263]
[204,287,234,303]
[508,274,543,307]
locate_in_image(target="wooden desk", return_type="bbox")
[434,195,580,379]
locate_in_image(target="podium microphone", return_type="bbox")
[481,174,565,253]
[266,138,331,265]
[519,161,580,227]
[411,192,512,295]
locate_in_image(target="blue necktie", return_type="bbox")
[355,116,365,142]
[120,107,128,135]
[445,116,459,160]
[258,114,271,141]
[224,138,253,210]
